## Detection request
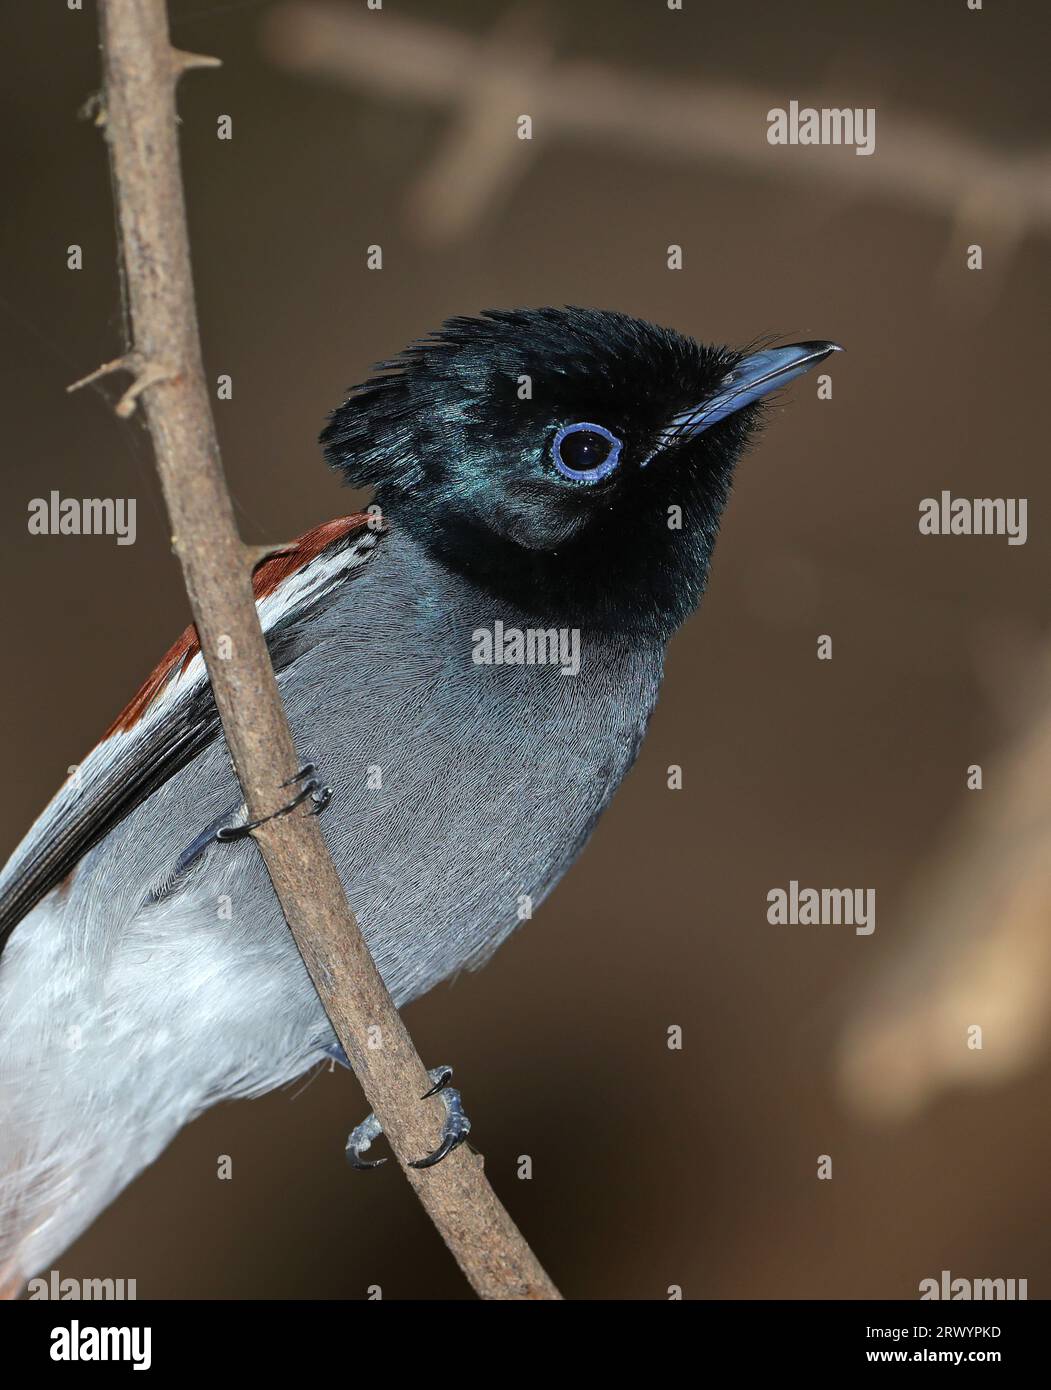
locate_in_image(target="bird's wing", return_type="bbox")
[0,514,385,953]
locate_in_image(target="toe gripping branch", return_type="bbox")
[215,763,332,843]
[346,1067,472,1171]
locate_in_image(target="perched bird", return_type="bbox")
[0,308,838,1290]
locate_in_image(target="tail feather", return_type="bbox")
[1,876,327,1286]
[0,902,183,1284]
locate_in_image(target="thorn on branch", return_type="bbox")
[171,49,222,77]
[66,354,134,393]
[67,354,174,418]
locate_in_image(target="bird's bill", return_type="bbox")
[660,340,843,446]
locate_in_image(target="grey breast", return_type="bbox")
[281,528,665,1004]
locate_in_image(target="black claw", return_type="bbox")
[215,823,252,843]
[409,1130,466,1170]
[420,1067,453,1100]
[347,1150,387,1171]
[216,824,245,843]
[347,1066,469,1174]
[216,763,332,842]
[411,1068,469,1168]
[346,1109,386,1171]
[281,763,316,787]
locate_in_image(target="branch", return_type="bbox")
[87,0,560,1301]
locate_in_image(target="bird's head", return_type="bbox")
[321,308,839,639]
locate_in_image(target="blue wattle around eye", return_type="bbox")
[552,422,623,483]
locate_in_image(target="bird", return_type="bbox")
[0,307,839,1291]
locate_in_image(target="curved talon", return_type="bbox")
[411,1068,470,1170]
[409,1128,464,1170]
[281,763,317,787]
[282,764,333,813]
[346,1110,387,1170]
[347,1148,387,1171]
[216,763,332,842]
[345,1065,471,1173]
[421,1066,454,1100]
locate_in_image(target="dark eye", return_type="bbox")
[552,422,622,484]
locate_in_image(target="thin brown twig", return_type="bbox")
[89,0,560,1301]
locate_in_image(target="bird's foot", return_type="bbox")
[345,1066,471,1171]
[215,764,332,842]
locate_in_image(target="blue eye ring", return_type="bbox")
[552,422,623,484]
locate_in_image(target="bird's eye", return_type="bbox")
[552,422,622,484]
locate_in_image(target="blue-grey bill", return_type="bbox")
[661,340,843,446]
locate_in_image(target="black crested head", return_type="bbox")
[321,308,839,640]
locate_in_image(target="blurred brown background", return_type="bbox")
[2,0,1049,1299]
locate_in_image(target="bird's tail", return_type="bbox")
[0,898,189,1296]
[0,878,328,1294]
